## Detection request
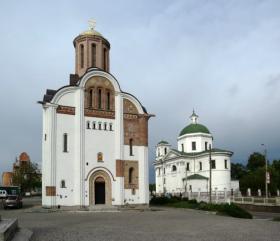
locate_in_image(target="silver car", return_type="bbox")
[3,195,23,209]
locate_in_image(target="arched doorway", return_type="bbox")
[89,170,112,205]
[95,177,105,204]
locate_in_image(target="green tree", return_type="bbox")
[231,163,247,180]
[247,152,265,171]
[12,162,41,194]
[149,184,156,192]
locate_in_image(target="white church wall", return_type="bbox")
[177,134,212,153]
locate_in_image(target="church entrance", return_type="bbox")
[94,177,105,204]
[88,170,112,206]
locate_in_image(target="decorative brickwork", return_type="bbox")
[84,108,115,119]
[124,160,139,189]
[46,186,56,196]
[56,105,75,115]
[116,159,124,177]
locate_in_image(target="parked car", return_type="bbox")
[3,195,23,209]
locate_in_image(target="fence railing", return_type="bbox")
[231,196,280,206]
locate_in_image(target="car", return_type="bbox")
[3,195,23,209]
[0,190,8,199]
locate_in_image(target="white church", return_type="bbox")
[154,111,238,197]
[39,22,153,208]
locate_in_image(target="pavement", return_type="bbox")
[0,197,279,241]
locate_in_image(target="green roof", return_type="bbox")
[179,123,210,136]
[158,140,169,145]
[186,174,208,180]
[171,148,233,157]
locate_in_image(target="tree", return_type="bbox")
[231,163,247,180]
[12,161,41,194]
[247,152,265,171]
[149,184,156,192]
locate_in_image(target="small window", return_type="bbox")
[129,167,134,184]
[44,134,47,141]
[63,133,68,152]
[172,165,177,172]
[132,188,136,195]
[205,142,208,150]
[186,163,190,171]
[158,168,161,176]
[80,44,84,68]
[109,123,113,131]
[211,160,216,169]
[192,142,196,151]
[89,89,93,108]
[98,122,102,130]
[158,150,160,157]
[104,123,107,130]
[163,178,166,184]
[87,121,91,129]
[199,162,202,171]
[181,143,184,152]
[91,43,96,67]
[163,168,165,174]
[98,89,102,109]
[61,180,66,188]
[103,48,107,70]
[225,160,228,169]
[106,91,110,110]
[164,148,167,155]
[92,122,96,129]
[129,138,133,156]
[97,152,103,162]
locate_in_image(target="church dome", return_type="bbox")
[158,140,169,145]
[179,123,210,136]
[79,29,103,38]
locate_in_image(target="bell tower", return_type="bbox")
[73,20,110,77]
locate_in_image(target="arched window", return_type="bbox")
[104,122,107,130]
[61,180,66,188]
[106,91,110,110]
[129,138,133,156]
[98,89,102,109]
[91,43,96,67]
[86,121,90,129]
[88,89,93,108]
[172,165,177,172]
[164,148,167,155]
[97,152,103,162]
[129,167,134,184]
[181,143,184,152]
[103,48,107,70]
[93,121,96,129]
[80,44,84,68]
[109,123,113,131]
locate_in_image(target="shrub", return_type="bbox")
[220,204,252,219]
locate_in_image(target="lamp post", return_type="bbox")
[261,144,268,199]
[209,145,212,203]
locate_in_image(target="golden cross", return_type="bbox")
[88,19,96,31]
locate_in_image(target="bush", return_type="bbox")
[220,204,252,219]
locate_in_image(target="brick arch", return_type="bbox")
[89,170,112,205]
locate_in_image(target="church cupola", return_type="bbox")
[73,20,110,77]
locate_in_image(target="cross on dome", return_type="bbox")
[190,109,199,124]
[88,19,96,31]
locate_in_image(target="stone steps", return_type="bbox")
[0,216,18,241]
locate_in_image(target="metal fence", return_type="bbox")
[231,196,280,206]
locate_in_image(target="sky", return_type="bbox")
[0,0,280,183]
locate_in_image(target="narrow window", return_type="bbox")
[61,180,66,188]
[158,150,160,157]
[103,48,107,70]
[109,123,113,131]
[192,141,196,151]
[63,133,68,152]
[106,91,110,110]
[211,160,216,169]
[163,168,165,174]
[44,134,47,141]
[129,167,134,184]
[104,123,107,130]
[172,165,177,172]
[225,160,228,169]
[87,121,90,129]
[205,142,208,151]
[158,168,161,176]
[89,89,93,108]
[181,143,184,152]
[129,138,133,156]
[97,152,103,162]
[93,122,96,129]
[98,122,102,130]
[199,162,202,171]
[80,44,84,68]
[186,163,190,171]
[132,188,136,195]
[163,178,166,184]
[164,148,167,155]
[91,43,96,67]
[98,89,102,109]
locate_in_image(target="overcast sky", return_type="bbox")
[0,0,280,183]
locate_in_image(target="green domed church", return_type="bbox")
[154,111,239,201]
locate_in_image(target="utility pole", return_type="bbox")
[261,144,268,200]
[209,146,212,203]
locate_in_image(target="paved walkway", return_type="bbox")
[0,198,279,241]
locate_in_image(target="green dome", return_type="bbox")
[179,123,210,136]
[158,140,169,145]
